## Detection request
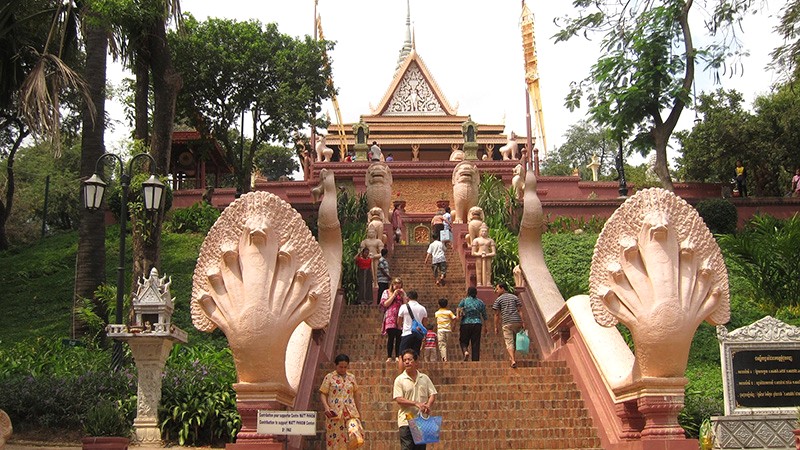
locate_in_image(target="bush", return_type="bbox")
[695,198,737,234]
[159,344,239,446]
[84,400,131,437]
[541,233,597,298]
[165,202,221,234]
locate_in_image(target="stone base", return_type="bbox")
[132,417,161,444]
[226,442,284,450]
[711,414,795,449]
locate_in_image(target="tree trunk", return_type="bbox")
[130,18,181,285]
[652,126,675,192]
[0,122,27,250]
[74,22,109,336]
[134,52,150,142]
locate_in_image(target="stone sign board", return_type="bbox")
[717,316,800,415]
[711,316,800,449]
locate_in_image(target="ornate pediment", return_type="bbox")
[373,50,455,116]
[717,316,800,343]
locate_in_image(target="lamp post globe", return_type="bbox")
[141,175,165,211]
[83,174,107,211]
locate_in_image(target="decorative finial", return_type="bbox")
[396,0,413,70]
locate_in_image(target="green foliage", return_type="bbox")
[488,226,518,290]
[165,202,221,234]
[338,190,368,305]
[719,214,800,312]
[541,233,597,299]
[0,338,136,433]
[83,400,131,437]
[542,120,614,178]
[556,0,754,187]
[253,144,300,181]
[159,344,239,446]
[170,15,334,194]
[74,283,131,342]
[4,139,82,246]
[478,173,521,233]
[694,198,737,235]
[545,215,606,234]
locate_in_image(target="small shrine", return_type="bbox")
[106,268,188,445]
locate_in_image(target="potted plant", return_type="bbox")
[82,401,131,450]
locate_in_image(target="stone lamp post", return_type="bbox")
[106,268,187,445]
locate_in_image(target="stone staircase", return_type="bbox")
[302,245,602,449]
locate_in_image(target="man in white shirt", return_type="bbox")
[398,290,427,354]
[424,237,447,286]
[393,348,437,450]
[370,141,382,162]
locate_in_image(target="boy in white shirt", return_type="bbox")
[424,237,447,286]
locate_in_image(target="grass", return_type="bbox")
[0,227,224,346]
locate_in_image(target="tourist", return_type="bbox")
[398,290,427,354]
[393,348,437,450]
[319,354,363,449]
[734,160,748,197]
[493,282,525,368]
[791,168,800,197]
[434,298,457,361]
[441,206,452,247]
[386,153,395,162]
[370,141,382,162]
[423,325,438,362]
[391,203,403,243]
[424,236,447,286]
[430,210,445,243]
[377,248,391,301]
[354,247,372,305]
[457,286,487,361]
[381,278,406,362]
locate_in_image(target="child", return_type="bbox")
[424,325,438,362]
[435,298,457,361]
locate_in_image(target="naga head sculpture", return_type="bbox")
[589,188,730,379]
[191,187,339,403]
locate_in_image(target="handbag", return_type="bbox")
[346,417,364,449]
[408,413,442,445]
[439,229,452,241]
[406,304,427,339]
[516,328,530,354]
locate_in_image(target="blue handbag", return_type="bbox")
[516,329,530,354]
[406,305,427,339]
[408,413,442,444]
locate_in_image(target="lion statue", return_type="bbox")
[452,161,480,224]
[465,206,485,245]
[367,206,387,244]
[365,162,393,223]
[498,132,518,160]
[512,164,525,200]
[316,135,334,162]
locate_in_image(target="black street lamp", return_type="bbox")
[82,153,165,371]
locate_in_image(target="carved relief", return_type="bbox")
[589,188,730,378]
[385,63,446,115]
[717,316,800,342]
[411,144,420,161]
[451,161,480,224]
[449,144,465,161]
[191,192,332,392]
[365,163,393,223]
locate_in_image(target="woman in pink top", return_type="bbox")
[381,278,406,362]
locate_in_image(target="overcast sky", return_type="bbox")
[107,0,787,162]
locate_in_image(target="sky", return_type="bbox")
[107,0,788,163]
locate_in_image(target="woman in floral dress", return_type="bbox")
[319,354,362,449]
[380,277,405,362]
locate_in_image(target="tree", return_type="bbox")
[771,0,800,83]
[677,85,800,197]
[253,145,300,181]
[170,16,333,195]
[675,89,754,184]
[0,0,87,250]
[542,120,614,178]
[555,0,755,191]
